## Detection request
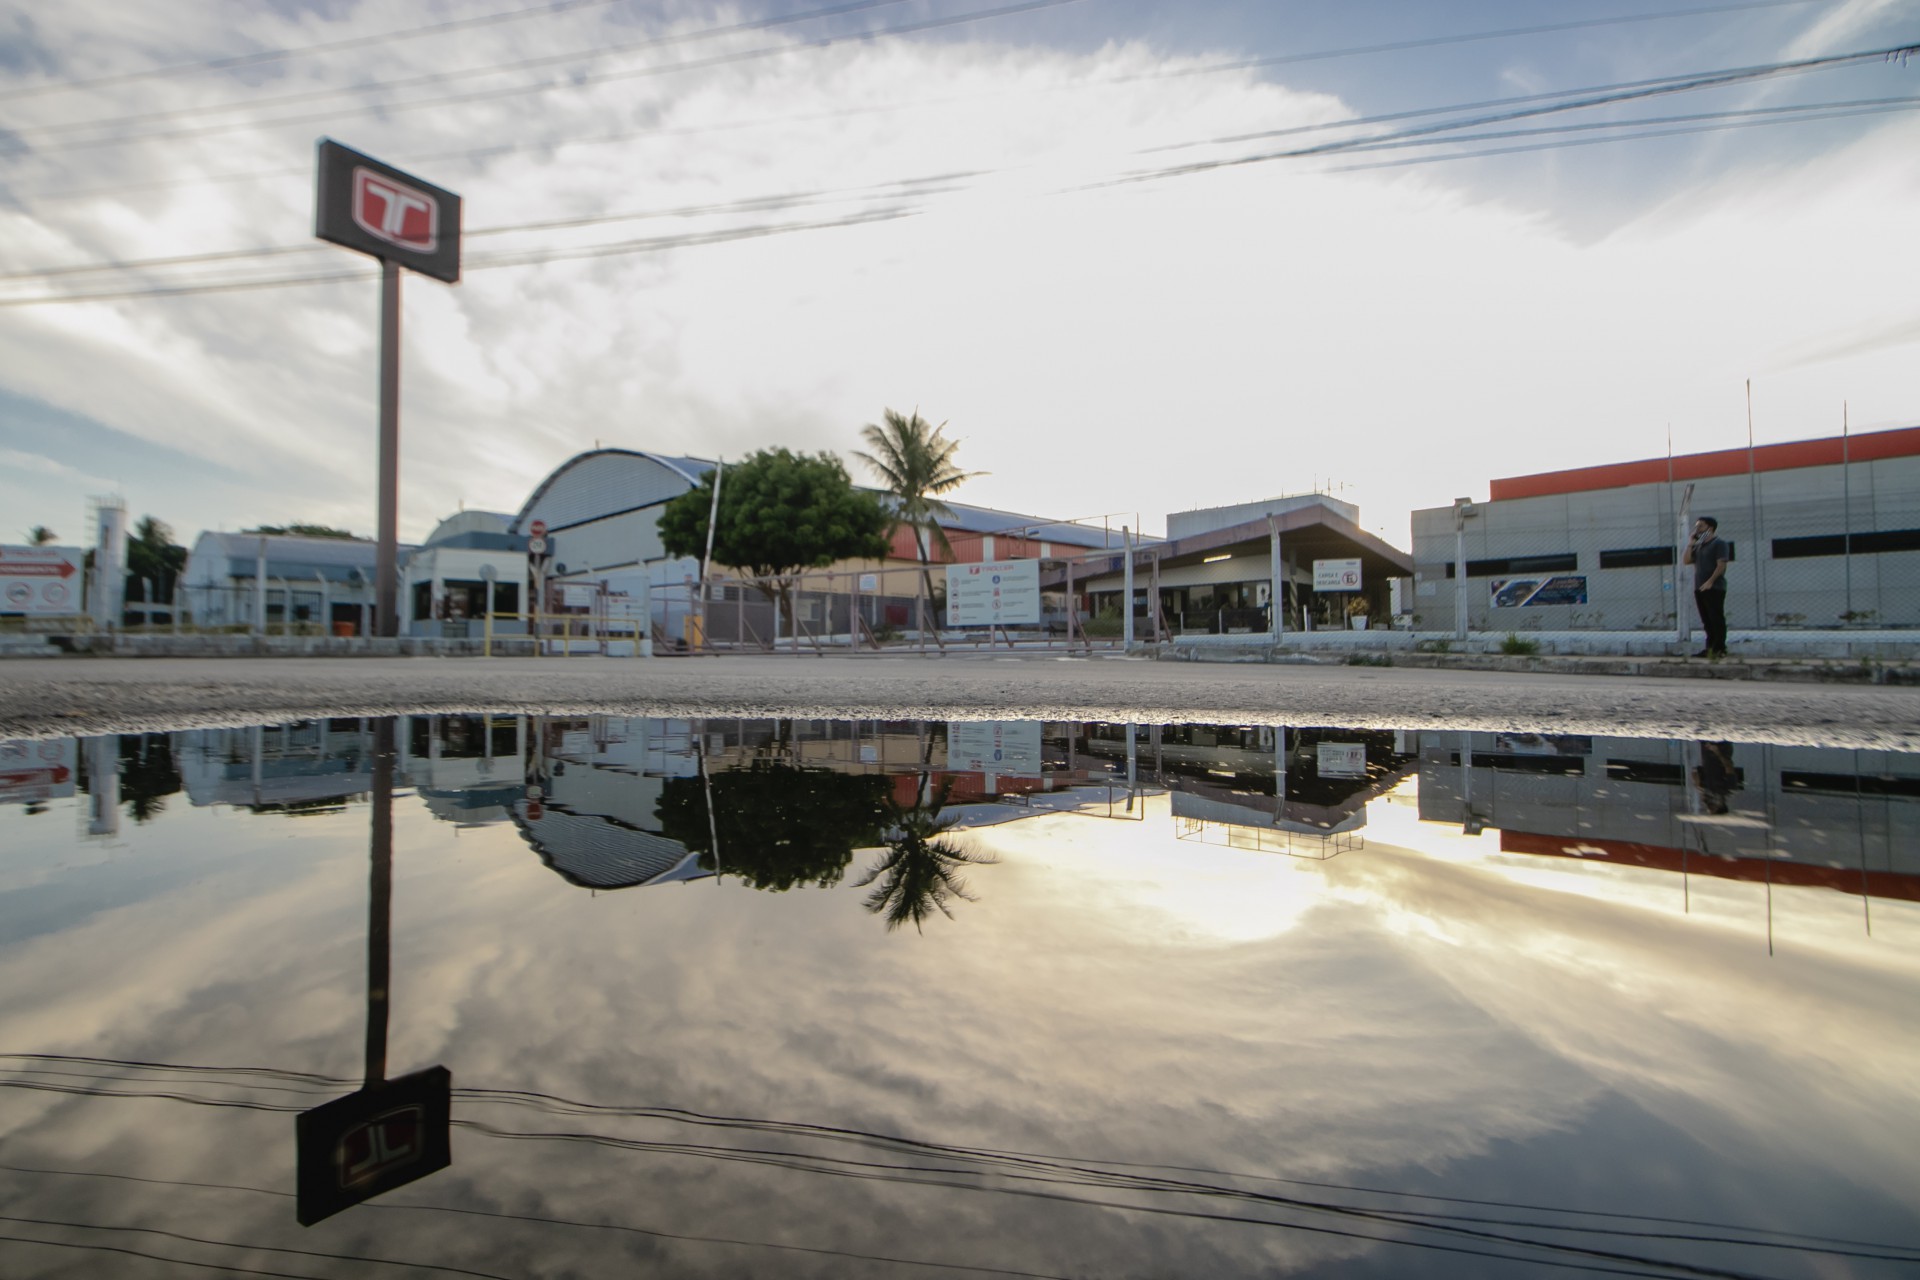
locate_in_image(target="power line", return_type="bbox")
[0,207,920,307]
[5,0,1840,203]
[0,0,1085,157]
[1100,40,1920,187]
[0,170,976,282]
[0,0,630,104]
[12,0,913,139]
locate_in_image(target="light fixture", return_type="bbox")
[1203,553,1232,564]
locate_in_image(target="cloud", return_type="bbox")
[0,3,1915,547]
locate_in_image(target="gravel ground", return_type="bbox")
[3,653,1919,748]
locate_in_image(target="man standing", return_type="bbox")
[1683,515,1730,658]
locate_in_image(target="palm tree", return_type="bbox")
[854,409,982,623]
[27,525,57,546]
[855,776,996,933]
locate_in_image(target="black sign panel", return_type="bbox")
[315,140,462,283]
[296,1065,452,1225]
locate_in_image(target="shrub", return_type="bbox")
[1500,632,1540,656]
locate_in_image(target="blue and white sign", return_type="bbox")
[948,721,1044,776]
[945,559,1041,626]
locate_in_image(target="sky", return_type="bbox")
[1,0,1917,550]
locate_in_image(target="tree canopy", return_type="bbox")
[658,448,888,606]
[244,523,363,540]
[127,515,187,604]
[26,525,57,546]
[854,409,980,567]
[654,762,887,892]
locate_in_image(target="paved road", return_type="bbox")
[3,654,1917,748]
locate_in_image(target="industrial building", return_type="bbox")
[1410,424,1920,635]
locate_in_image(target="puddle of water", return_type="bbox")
[1,718,1917,1278]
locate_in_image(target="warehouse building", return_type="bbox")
[1409,424,1920,634]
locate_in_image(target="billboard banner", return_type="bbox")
[0,738,78,805]
[0,544,85,616]
[315,140,463,283]
[1490,576,1588,608]
[1313,558,1362,592]
[948,721,1044,776]
[945,560,1041,626]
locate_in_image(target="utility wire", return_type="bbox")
[0,170,976,282]
[0,0,1084,157]
[0,0,631,104]
[1100,40,1920,187]
[12,0,913,138]
[4,0,1844,202]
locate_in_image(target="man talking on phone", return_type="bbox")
[1682,516,1730,659]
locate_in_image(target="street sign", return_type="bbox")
[315,140,462,283]
[1313,558,1363,592]
[529,520,547,538]
[945,560,1041,626]
[0,545,84,615]
[527,536,549,556]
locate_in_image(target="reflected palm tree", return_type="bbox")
[856,777,995,933]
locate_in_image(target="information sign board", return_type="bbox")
[1316,743,1369,779]
[1313,558,1363,592]
[0,545,84,615]
[945,560,1041,626]
[947,721,1044,776]
[0,738,78,805]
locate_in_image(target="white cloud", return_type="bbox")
[1,2,1915,544]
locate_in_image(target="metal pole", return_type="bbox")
[365,718,394,1088]
[376,260,402,638]
[1122,526,1135,647]
[1268,515,1283,636]
[1745,379,1763,631]
[254,537,268,636]
[1452,499,1471,643]
[1842,402,1853,626]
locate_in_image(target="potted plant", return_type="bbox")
[1347,596,1371,631]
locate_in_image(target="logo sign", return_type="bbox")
[1313,558,1363,592]
[944,559,1041,626]
[0,545,85,617]
[297,1066,451,1226]
[315,140,462,283]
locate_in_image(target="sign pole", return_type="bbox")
[375,261,402,637]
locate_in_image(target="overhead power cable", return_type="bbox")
[0,0,1084,157]
[0,207,920,307]
[0,0,631,104]
[1101,40,1920,186]
[6,0,1839,203]
[0,170,976,282]
[13,0,913,139]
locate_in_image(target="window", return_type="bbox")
[1773,528,1920,560]
[1599,546,1674,570]
[1439,554,1577,579]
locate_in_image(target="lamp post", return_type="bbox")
[1453,497,1478,643]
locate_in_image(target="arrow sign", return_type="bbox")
[0,562,77,578]
[0,766,71,788]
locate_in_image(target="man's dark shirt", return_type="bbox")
[1693,535,1729,593]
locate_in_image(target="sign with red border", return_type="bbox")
[315,140,462,283]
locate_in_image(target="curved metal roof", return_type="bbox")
[509,449,715,535]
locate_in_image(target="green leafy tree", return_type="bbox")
[245,523,362,540]
[856,776,995,933]
[658,448,889,638]
[126,515,187,606]
[655,761,887,891]
[26,525,58,546]
[854,409,982,611]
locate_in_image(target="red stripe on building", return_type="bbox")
[1498,829,1920,901]
[1488,425,1920,501]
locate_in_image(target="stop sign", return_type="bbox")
[530,520,547,537]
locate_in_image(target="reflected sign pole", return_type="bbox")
[314,139,462,637]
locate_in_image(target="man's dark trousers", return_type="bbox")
[1694,588,1728,656]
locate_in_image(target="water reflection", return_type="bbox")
[2,716,1917,1276]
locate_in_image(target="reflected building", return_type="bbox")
[1417,733,1920,900]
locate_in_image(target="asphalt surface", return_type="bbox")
[2,653,1918,748]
